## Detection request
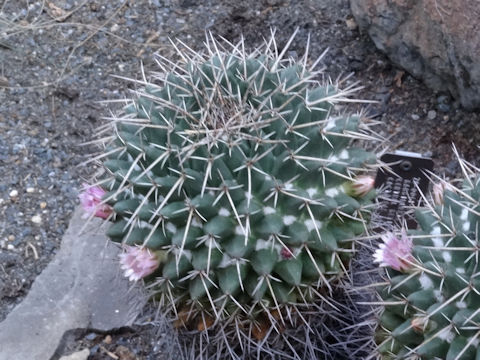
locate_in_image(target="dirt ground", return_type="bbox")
[1,0,480,359]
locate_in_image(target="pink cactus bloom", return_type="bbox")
[119,246,160,282]
[351,175,375,197]
[280,247,294,260]
[79,184,112,219]
[373,231,415,271]
[432,181,450,206]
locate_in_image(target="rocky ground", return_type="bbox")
[1,0,480,359]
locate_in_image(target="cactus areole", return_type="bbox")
[99,37,377,335]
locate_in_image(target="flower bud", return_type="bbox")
[78,184,113,219]
[432,181,451,206]
[349,175,375,197]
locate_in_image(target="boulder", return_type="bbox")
[351,0,480,110]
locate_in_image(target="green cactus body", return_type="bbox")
[376,172,480,360]
[99,37,377,351]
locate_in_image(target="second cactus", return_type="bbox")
[375,159,480,360]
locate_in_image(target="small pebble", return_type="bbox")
[40,201,47,209]
[345,17,358,30]
[26,187,35,193]
[85,332,97,341]
[438,103,450,113]
[427,110,437,120]
[437,95,449,103]
[31,215,42,224]
[104,335,112,344]
[7,244,14,250]
[9,189,18,198]
[8,235,15,241]
[411,114,420,121]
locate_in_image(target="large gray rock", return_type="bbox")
[351,0,480,110]
[0,207,144,360]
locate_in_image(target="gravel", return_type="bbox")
[0,0,161,321]
[1,0,480,358]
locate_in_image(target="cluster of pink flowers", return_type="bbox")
[78,184,113,219]
[373,231,415,272]
[79,184,160,281]
[119,245,160,281]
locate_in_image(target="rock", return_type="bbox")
[351,0,480,110]
[31,214,42,224]
[0,207,144,360]
[59,349,90,360]
[427,110,437,120]
[411,114,420,121]
[85,332,97,341]
[345,16,358,30]
[437,95,451,113]
[437,103,450,113]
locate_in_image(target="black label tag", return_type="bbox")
[373,152,434,230]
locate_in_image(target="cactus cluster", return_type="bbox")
[87,34,379,357]
[375,158,480,360]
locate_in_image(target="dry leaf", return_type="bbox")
[394,70,405,87]
[269,308,281,321]
[197,314,215,331]
[47,2,70,22]
[173,309,191,329]
[251,319,270,341]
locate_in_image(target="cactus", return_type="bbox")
[92,34,378,358]
[374,155,480,360]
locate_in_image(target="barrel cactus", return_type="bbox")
[89,35,378,357]
[374,156,480,360]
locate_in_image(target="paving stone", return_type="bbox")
[0,207,144,360]
[58,348,90,360]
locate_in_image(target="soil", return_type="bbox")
[1,0,480,359]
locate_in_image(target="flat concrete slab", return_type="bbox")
[0,207,144,360]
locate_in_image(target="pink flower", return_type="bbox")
[373,231,415,271]
[432,181,450,206]
[79,184,112,219]
[351,175,375,197]
[280,247,294,259]
[119,245,160,281]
